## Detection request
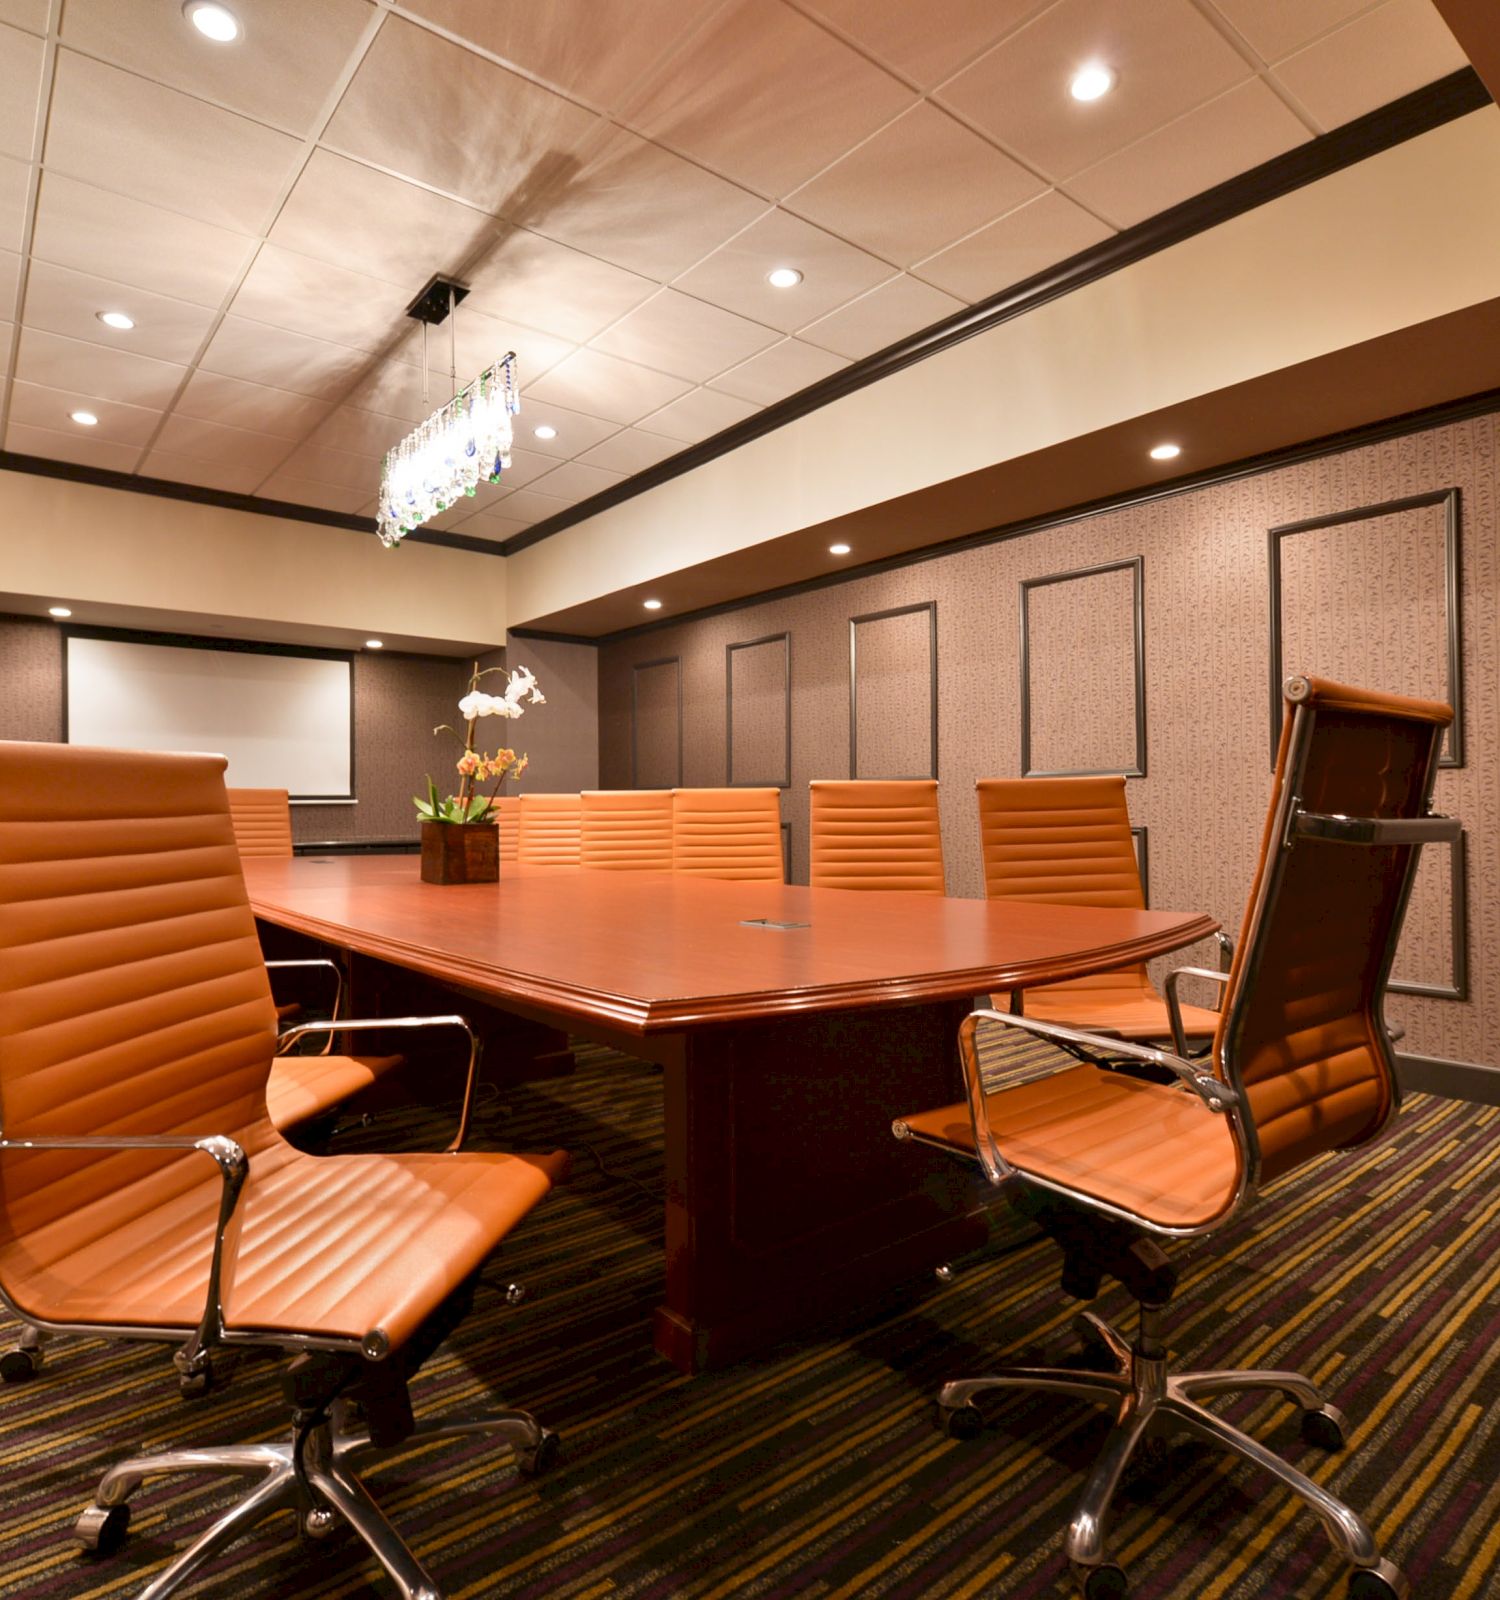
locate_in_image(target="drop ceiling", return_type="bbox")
[0,0,1474,546]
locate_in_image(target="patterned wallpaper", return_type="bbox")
[853,605,934,779]
[599,410,1500,1066]
[729,634,789,787]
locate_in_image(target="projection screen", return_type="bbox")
[65,635,353,799]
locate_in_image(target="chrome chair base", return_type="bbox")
[74,1398,558,1600]
[937,1309,1407,1600]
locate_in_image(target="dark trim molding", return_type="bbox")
[1388,828,1469,1001]
[726,631,791,789]
[499,69,1491,560]
[1394,1052,1500,1107]
[1268,487,1464,767]
[508,627,601,647]
[1020,557,1146,779]
[630,655,683,789]
[848,602,938,781]
[1132,825,1149,910]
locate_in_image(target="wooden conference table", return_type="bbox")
[245,856,1217,1374]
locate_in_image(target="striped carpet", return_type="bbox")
[1,1037,1498,1600]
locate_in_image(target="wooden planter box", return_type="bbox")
[420,819,499,884]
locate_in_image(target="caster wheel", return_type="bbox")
[1301,1405,1347,1452]
[302,1506,338,1541]
[1347,1560,1408,1600]
[937,1403,985,1441]
[178,1369,212,1399]
[74,1502,130,1556]
[517,1428,560,1479]
[0,1346,43,1382]
[1074,1561,1129,1599]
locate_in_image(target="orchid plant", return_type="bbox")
[416,662,544,824]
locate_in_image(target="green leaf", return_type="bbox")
[414,798,435,820]
[466,794,491,822]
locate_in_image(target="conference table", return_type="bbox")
[244,855,1217,1374]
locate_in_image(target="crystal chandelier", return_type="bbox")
[376,274,519,548]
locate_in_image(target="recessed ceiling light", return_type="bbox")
[184,2,241,42]
[767,267,803,289]
[1069,63,1116,102]
[643,598,663,611]
[1149,442,1182,461]
[48,605,72,619]
[70,410,98,427]
[829,542,852,555]
[364,638,384,649]
[533,425,557,440]
[97,310,135,331]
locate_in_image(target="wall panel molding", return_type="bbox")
[726,631,791,788]
[630,656,683,789]
[1389,828,1469,1000]
[848,602,938,781]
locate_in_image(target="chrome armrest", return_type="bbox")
[0,1132,247,1370]
[1291,811,1461,846]
[275,1014,481,1152]
[1164,964,1231,1056]
[265,959,343,1052]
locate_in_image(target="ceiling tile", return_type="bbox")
[0,318,12,375]
[45,51,303,235]
[799,0,1057,88]
[526,460,625,505]
[30,173,256,309]
[323,16,600,215]
[150,414,293,476]
[0,154,27,253]
[449,508,534,543]
[0,246,17,317]
[1271,0,1469,131]
[270,443,382,492]
[463,226,656,344]
[22,260,218,365]
[8,380,162,446]
[785,102,1046,265]
[389,305,575,388]
[257,474,372,515]
[525,347,693,424]
[628,0,915,198]
[15,326,187,408]
[5,419,143,472]
[590,288,780,382]
[268,148,498,292]
[937,0,1252,181]
[0,1,49,33]
[637,385,760,444]
[1204,0,1384,63]
[486,486,574,524]
[306,405,411,458]
[708,338,848,405]
[486,444,557,489]
[913,189,1114,301]
[340,358,448,422]
[400,0,721,111]
[0,23,43,162]
[200,316,372,399]
[172,370,334,440]
[577,426,685,475]
[1064,79,1308,230]
[509,399,620,458]
[230,245,415,355]
[673,208,895,332]
[60,0,376,135]
[527,125,767,281]
[139,450,268,497]
[798,273,966,360]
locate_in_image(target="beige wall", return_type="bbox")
[502,632,600,795]
[598,408,1499,1067]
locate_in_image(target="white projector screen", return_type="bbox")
[66,635,353,799]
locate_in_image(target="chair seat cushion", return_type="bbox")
[900,1065,1240,1229]
[264,1052,404,1131]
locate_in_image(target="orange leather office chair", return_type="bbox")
[226,786,295,857]
[672,787,784,881]
[580,789,673,871]
[516,791,582,866]
[0,741,566,1596]
[491,793,521,862]
[895,677,1454,1600]
[977,775,1224,1047]
[809,778,945,893]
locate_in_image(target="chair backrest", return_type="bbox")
[516,793,581,866]
[226,787,293,858]
[808,779,945,894]
[1216,675,1453,1189]
[672,787,783,881]
[490,794,520,862]
[0,742,278,1257]
[580,790,673,871]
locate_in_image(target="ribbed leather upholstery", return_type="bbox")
[490,794,520,862]
[263,1051,403,1132]
[976,776,1222,1041]
[226,787,293,859]
[808,779,945,894]
[672,787,783,882]
[0,741,564,1351]
[516,793,582,867]
[580,790,673,872]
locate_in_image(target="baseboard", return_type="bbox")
[1395,1052,1500,1107]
